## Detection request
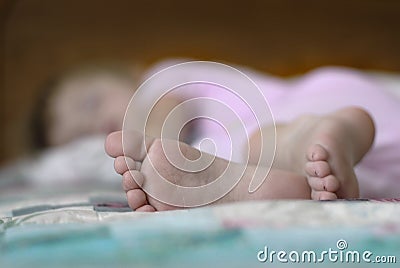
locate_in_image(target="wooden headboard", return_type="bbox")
[1,0,400,163]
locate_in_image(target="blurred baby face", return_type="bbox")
[48,74,133,146]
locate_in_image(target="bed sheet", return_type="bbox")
[1,192,399,268]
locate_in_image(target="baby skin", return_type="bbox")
[105,107,375,212]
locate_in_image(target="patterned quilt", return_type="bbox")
[1,192,399,267]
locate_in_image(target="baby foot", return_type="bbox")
[106,131,177,211]
[274,107,375,200]
[106,131,310,211]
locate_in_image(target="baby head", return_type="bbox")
[31,65,139,149]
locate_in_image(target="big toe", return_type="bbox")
[120,130,154,162]
[105,131,123,157]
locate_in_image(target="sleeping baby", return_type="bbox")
[31,60,400,211]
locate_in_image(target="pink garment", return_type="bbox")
[287,67,400,198]
[145,62,400,198]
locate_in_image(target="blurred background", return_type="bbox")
[1,0,400,164]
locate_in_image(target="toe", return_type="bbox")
[307,175,340,192]
[323,175,340,192]
[311,190,338,200]
[122,170,145,191]
[105,131,123,157]
[105,130,154,162]
[307,144,329,161]
[135,205,156,212]
[114,156,137,174]
[121,130,154,162]
[305,161,331,178]
[126,189,148,210]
